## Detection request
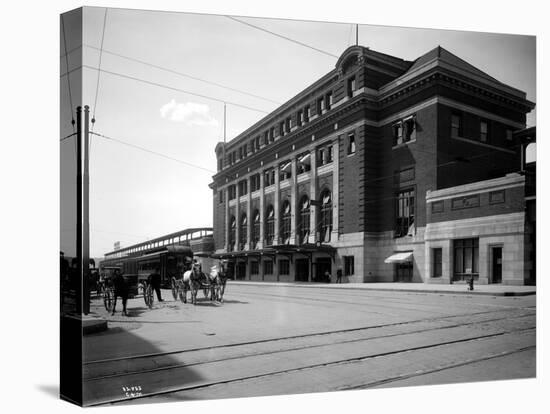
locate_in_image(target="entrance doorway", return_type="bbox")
[492,247,502,283]
[236,262,247,280]
[395,262,413,282]
[295,259,309,282]
[314,258,332,282]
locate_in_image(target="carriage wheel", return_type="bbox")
[171,278,178,301]
[144,284,154,309]
[103,286,114,312]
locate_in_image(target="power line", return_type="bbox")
[90,131,216,173]
[92,8,108,126]
[61,15,75,131]
[60,132,77,142]
[226,16,339,59]
[84,44,282,106]
[81,64,271,115]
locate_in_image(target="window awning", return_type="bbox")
[384,251,413,264]
[280,161,291,172]
[299,153,311,165]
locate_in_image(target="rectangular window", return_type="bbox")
[217,158,223,171]
[347,76,356,97]
[218,190,224,204]
[432,248,442,278]
[297,152,311,174]
[264,131,269,146]
[238,180,248,196]
[489,190,505,204]
[238,147,243,160]
[317,96,325,114]
[297,110,303,126]
[392,122,403,146]
[279,260,290,276]
[279,161,292,181]
[451,112,463,137]
[228,185,236,200]
[453,238,479,281]
[395,189,415,238]
[305,105,310,122]
[263,260,273,275]
[256,136,261,150]
[317,145,333,166]
[347,132,356,155]
[403,116,416,142]
[251,261,259,275]
[279,121,285,137]
[480,120,489,142]
[431,201,444,213]
[269,127,275,143]
[264,168,275,186]
[285,117,291,133]
[250,174,261,192]
[344,256,355,276]
[326,92,333,110]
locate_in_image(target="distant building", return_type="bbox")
[209,45,535,285]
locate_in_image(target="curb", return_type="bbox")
[227,281,536,297]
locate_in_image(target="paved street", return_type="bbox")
[83,282,536,406]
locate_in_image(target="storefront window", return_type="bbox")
[453,238,479,281]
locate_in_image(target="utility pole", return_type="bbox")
[83,105,91,315]
[76,106,83,315]
[356,24,359,46]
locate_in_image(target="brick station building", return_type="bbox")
[209,45,535,285]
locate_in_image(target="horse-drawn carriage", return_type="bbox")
[171,261,228,305]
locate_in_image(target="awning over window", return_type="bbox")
[384,251,413,264]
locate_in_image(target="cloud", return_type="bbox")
[159,99,219,126]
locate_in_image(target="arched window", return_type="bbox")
[229,215,236,251]
[319,190,332,243]
[265,205,275,246]
[298,195,310,245]
[239,213,247,250]
[280,200,292,245]
[251,209,260,250]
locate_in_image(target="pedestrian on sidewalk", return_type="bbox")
[324,270,331,283]
[112,269,129,316]
[336,268,343,283]
[150,267,164,302]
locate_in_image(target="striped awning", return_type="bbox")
[384,251,413,264]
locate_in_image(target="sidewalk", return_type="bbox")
[228,280,536,297]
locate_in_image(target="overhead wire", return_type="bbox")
[226,16,339,59]
[61,15,75,133]
[84,45,282,105]
[90,8,109,167]
[81,64,271,115]
[90,131,216,174]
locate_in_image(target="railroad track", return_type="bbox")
[84,308,535,405]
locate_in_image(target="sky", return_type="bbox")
[60,6,537,258]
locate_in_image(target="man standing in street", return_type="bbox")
[336,268,343,283]
[112,269,129,316]
[150,267,164,302]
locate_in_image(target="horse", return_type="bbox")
[209,265,229,302]
[182,263,203,305]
